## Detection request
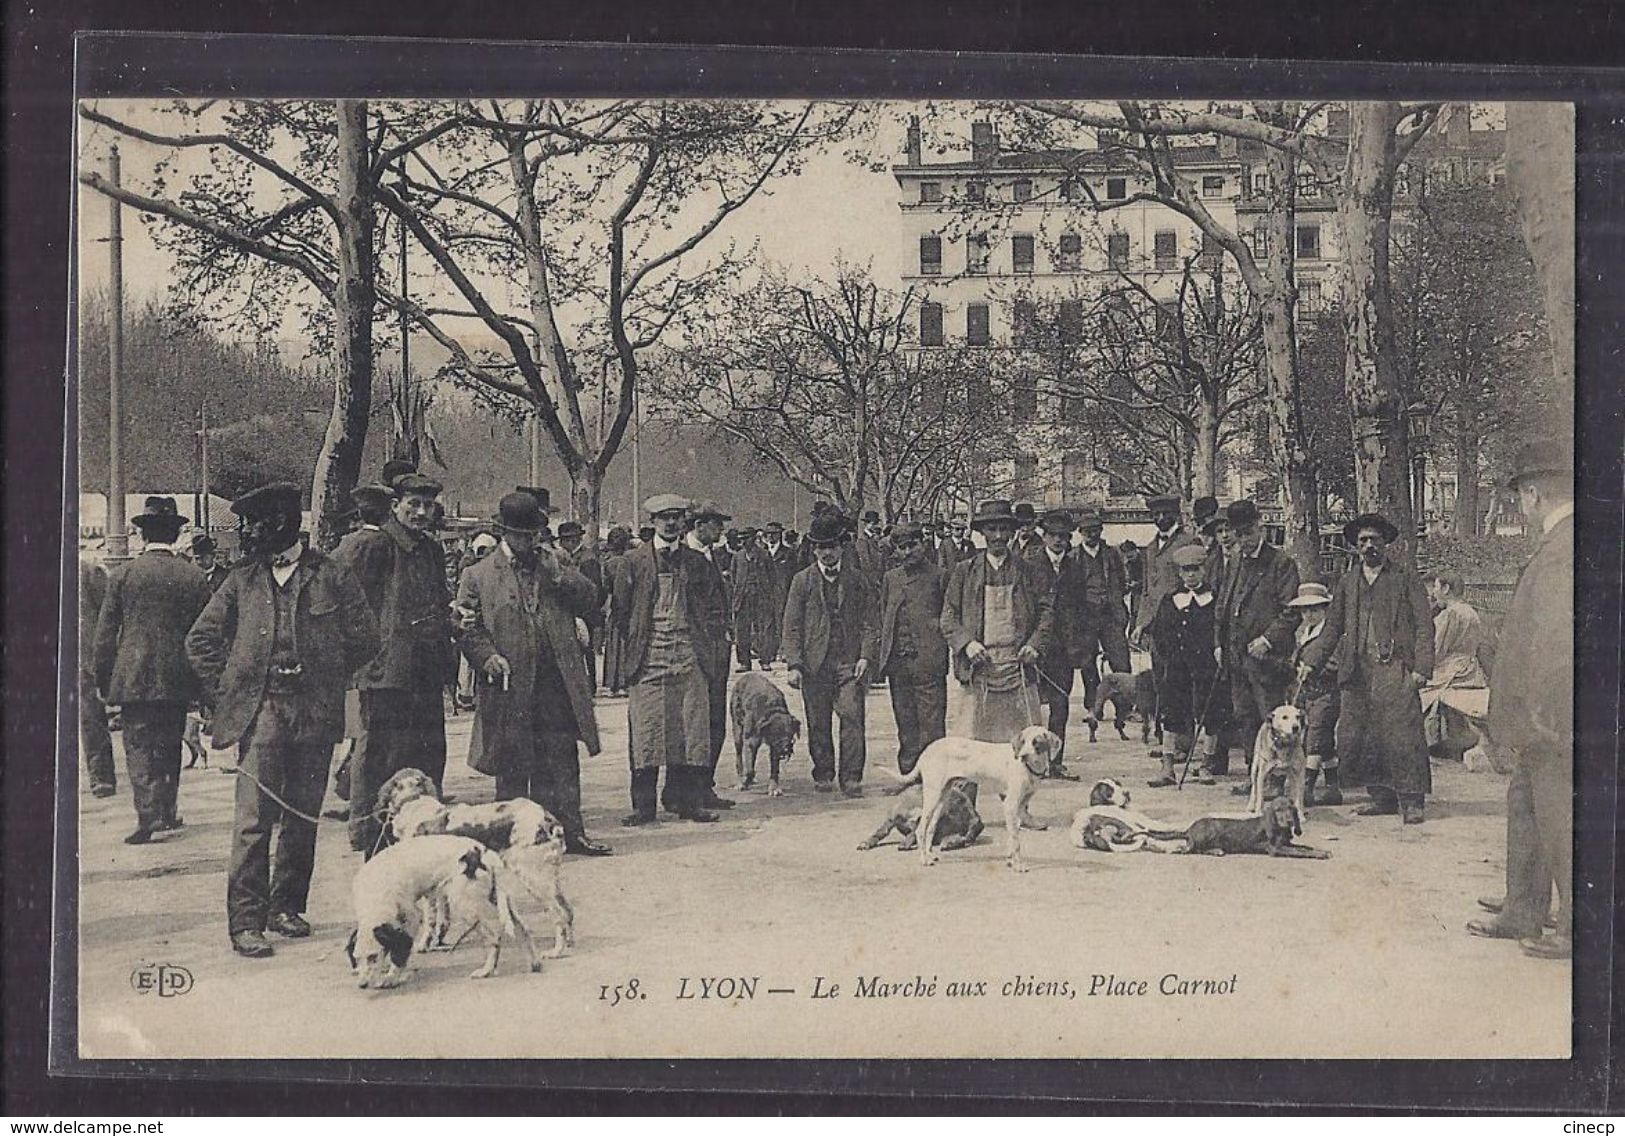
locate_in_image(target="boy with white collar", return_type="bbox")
[1145,545,1222,787]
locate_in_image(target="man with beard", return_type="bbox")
[860,521,947,776]
[94,497,213,843]
[940,500,1053,746]
[1012,502,1041,561]
[458,492,611,856]
[186,483,378,956]
[1300,513,1433,825]
[334,471,456,853]
[1028,509,1081,776]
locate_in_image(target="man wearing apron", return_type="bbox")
[940,499,1054,754]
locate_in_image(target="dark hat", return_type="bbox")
[1013,502,1037,523]
[1074,508,1104,529]
[231,482,302,521]
[1344,512,1399,544]
[637,525,655,540]
[381,459,418,489]
[1505,437,1573,488]
[861,509,881,524]
[1145,494,1180,512]
[1225,499,1261,528]
[1039,508,1074,533]
[516,486,553,513]
[132,495,188,531]
[643,492,691,518]
[350,483,393,508]
[494,491,549,534]
[807,515,846,545]
[556,520,585,539]
[1192,496,1220,525]
[1200,513,1228,536]
[764,521,784,534]
[970,498,1017,530]
[738,525,759,537]
[692,501,731,523]
[190,533,218,554]
[1171,545,1209,569]
[393,472,443,498]
[891,521,925,544]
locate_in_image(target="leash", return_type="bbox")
[1178,668,1228,791]
[226,765,388,831]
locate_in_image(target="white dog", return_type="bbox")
[390,794,574,959]
[1247,705,1308,819]
[891,726,1060,872]
[345,835,540,989]
[1070,778,1187,853]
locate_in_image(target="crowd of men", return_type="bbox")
[80,435,1574,963]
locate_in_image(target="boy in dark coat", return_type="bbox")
[1147,545,1224,787]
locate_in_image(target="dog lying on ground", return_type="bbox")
[1089,670,1159,744]
[345,835,540,989]
[1069,778,1187,852]
[1174,796,1329,858]
[381,768,574,959]
[858,777,983,852]
[1246,705,1309,819]
[891,726,1060,871]
[729,671,803,797]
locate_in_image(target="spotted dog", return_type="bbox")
[345,835,540,989]
[859,777,983,852]
[1069,777,1186,853]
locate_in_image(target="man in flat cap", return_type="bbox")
[860,520,947,776]
[687,501,738,810]
[1468,438,1573,959]
[555,519,604,691]
[1300,511,1433,825]
[94,496,214,843]
[1213,499,1300,780]
[1057,508,1132,762]
[187,483,379,956]
[332,469,456,853]
[458,491,611,856]
[610,493,729,824]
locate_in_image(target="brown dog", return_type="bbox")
[730,671,803,796]
[1176,796,1329,858]
[1089,670,1159,744]
[858,777,983,852]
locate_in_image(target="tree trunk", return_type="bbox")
[1453,395,1481,536]
[310,98,374,550]
[1254,117,1321,580]
[576,462,604,558]
[1504,103,1575,424]
[1338,102,1416,565]
[1192,394,1219,497]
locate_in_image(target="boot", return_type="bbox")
[1302,767,1321,807]
[1147,750,1177,789]
[1316,767,1343,806]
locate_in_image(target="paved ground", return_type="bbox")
[75,669,1569,1060]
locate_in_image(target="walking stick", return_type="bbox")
[1178,666,1227,790]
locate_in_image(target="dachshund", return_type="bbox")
[1175,796,1329,858]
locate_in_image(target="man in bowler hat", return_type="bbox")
[93,497,213,844]
[860,521,947,775]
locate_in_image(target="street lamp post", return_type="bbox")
[1407,400,1433,537]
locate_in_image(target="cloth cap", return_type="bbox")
[556,520,585,539]
[1074,508,1104,529]
[231,482,302,521]
[1170,545,1208,569]
[691,501,731,523]
[393,472,443,498]
[350,483,393,508]
[644,493,691,518]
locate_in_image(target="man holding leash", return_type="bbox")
[186,483,379,958]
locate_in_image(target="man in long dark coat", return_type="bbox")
[333,471,455,852]
[457,492,610,856]
[80,557,117,797]
[1467,439,1573,959]
[760,521,796,665]
[687,501,738,811]
[1300,512,1434,825]
[731,527,767,671]
[1063,509,1132,747]
[1027,509,1081,773]
[860,522,947,776]
[186,483,379,957]
[94,497,213,843]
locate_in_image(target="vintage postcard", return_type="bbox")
[66,50,1579,1066]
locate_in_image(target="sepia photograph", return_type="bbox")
[67,73,1579,1064]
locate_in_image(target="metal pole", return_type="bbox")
[199,401,210,533]
[399,210,411,462]
[105,143,128,559]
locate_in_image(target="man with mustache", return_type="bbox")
[860,521,948,776]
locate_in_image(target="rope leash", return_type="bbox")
[225,765,388,830]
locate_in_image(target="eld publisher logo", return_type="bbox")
[130,962,193,997]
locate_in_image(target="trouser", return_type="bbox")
[496,727,587,841]
[1502,751,1572,935]
[803,667,867,786]
[704,668,729,795]
[1223,659,1289,776]
[121,700,186,830]
[887,668,947,775]
[80,667,116,790]
[756,604,783,664]
[348,686,447,852]
[1035,654,1075,761]
[629,764,703,817]
[456,657,478,706]
[734,611,754,668]
[227,695,328,934]
[1075,605,1132,710]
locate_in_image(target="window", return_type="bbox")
[1296,170,1320,198]
[919,235,942,276]
[1299,279,1323,314]
[1012,299,1037,347]
[967,303,990,346]
[1201,174,1225,198]
[1012,179,1033,203]
[1107,232,1130,268]
[919,181,943,204]
[1058,299,1084,345]
[1106,177,1127,200]
[1062,451,1094,494]
[1199,230,1222,266]
[1249,222,1269,257]
[1058,233,1083,272]
[1011,234,1035,274]
[1060,177,1077,201]
[966,180,986,204]
[967,233,990,275]
[1295,224,1322,260]
[1014,454,1039,493]
[1153,230,1178,271]
[919,301,944,347]
[1251,170,1270,195]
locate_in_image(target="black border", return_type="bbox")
[7,14,1621,1118]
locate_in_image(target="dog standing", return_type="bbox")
[860,777,983,852]
[1089,670,1158,744]
[345,835,540,989]
[893,726,1059,871]
[729,671,803,796]
[1246,705,1309,819]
